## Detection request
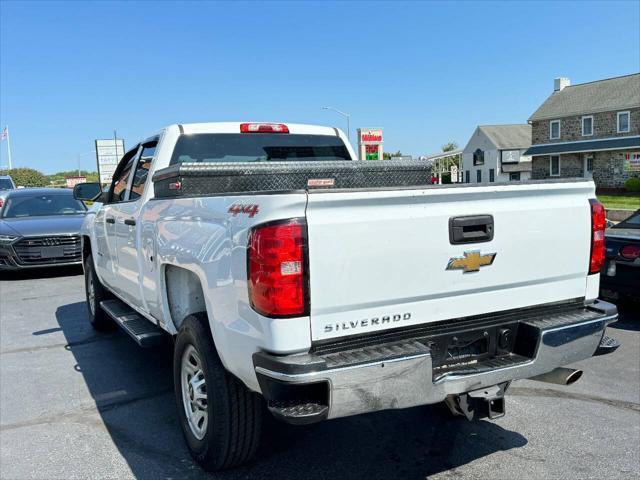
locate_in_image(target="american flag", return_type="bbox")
[0,127,7,142]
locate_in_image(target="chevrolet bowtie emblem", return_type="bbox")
[447,251,496,273]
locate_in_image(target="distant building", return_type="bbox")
[524,74,640,188]
[462,125,532,183]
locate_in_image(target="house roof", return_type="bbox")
[524,135,640,156]
[478,124,532,149]
[529,73,640,121]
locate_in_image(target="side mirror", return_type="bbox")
[74,182,104,202]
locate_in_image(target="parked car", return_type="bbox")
[74,122,619,471]
[0,188,87,270]
[601,209,640,302]
[0,175,16,191]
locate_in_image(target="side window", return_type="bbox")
[111,157,136,202]
[129,143,157,201]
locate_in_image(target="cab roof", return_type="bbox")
[175,122,340,137]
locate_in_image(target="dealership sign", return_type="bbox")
[357,128,383,161]
[501,150,521,163]
[65,176,86,188]
[95,138,125,184]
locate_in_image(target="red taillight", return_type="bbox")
[240,123,289,134]
[620,244,640,260]
[248,219,307,317]
[0,198,3,208]
[589,199,606,274]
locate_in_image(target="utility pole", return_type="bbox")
[6,126,12,169]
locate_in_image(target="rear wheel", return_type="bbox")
[84,253,113,330]
[174,313,263,471]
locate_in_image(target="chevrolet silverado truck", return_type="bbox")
[74,122,620,471]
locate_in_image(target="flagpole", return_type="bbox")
[5,126,12,169]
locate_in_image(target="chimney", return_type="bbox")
[554,77,571,92]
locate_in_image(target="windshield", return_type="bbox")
[613,211,640,229]
[1,193,87,218]
[0,178,14,190]
[170,133,351,164]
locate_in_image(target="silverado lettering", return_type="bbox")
[324,313,412,333]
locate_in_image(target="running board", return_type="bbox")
[100,299,165,347]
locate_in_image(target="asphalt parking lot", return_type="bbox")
[1,267,639,480]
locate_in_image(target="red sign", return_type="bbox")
[361,134,382,142]
[65,177,86,188]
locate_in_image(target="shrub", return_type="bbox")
[625,177,640,193]
[0,167,48,187]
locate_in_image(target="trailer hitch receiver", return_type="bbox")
[445,383,508,420]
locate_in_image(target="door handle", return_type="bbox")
[449,215,494,244]
[106,217,115,224]
[124,218,136,226]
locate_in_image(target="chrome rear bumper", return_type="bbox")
[254,300,618,422]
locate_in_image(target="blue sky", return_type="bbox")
[1,0,638,173]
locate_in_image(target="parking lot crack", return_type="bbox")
[0,387,172,432]
[0,333,120,356]
[508,387,640,412]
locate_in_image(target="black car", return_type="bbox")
[0,188,87,270]
[600,209,640,302]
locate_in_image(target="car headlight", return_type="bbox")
[0,235,19,244]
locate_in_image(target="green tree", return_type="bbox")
[0,168,48,187]
[47,170,99,185]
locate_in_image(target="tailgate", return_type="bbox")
[306,181,595,341]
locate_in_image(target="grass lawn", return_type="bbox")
[598,193,640,210]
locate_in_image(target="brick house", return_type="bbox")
[524,74,640,189]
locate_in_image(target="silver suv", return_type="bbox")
[0,175,16,190]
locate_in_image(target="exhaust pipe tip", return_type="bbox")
[565,369,583,385]
[530,367,583,386]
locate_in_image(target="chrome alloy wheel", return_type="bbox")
[181,345,208,440]
[87,271,96,316]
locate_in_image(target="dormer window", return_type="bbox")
[473,148,484,166]
[617,111,630,133]
[550,120,561,140]
[581,116,593,136]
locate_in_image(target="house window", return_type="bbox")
[477,170,482,183]
[465,170,470,183]
[582,116,593,136]
[550,120,561,140]
[473,149,484,166]
[550,155,560,176]
[509,172,521,181]
[617,111,630,133]
[489,169,495,182]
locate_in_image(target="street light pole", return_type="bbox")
[76,151,94,178]
[322,106,351,141]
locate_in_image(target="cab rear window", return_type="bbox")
[169,134,351,164]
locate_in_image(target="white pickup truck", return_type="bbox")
[74,122,620,471]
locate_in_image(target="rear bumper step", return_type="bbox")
[254,300,618,424]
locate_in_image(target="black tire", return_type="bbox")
[174,313,262,471]
[84,253,114,331]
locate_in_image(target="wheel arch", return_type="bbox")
[163,264,209,334]
[81,234,92,263]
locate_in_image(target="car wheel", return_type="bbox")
[84,253,113,330]
[174,313,262,471]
